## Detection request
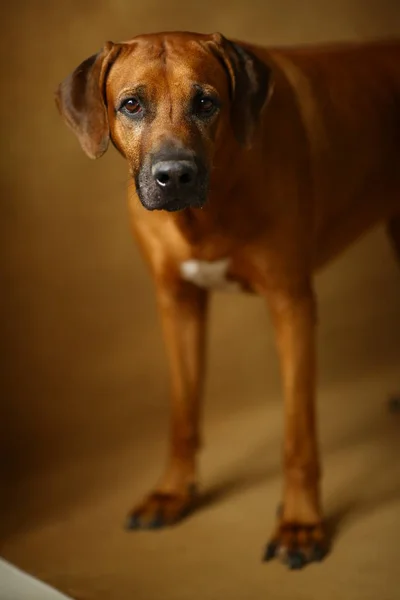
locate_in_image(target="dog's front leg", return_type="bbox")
[127,272,208,529]
[263,283,327,568]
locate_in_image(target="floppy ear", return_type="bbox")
[207,33,273,147]
[55,42,121,159]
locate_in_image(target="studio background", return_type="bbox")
[1,1,400,599]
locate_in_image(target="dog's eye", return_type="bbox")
[194,96,217,117]
[121,97,143,116]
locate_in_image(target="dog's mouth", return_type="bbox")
[160,197,206,212]
[136,190,207,212]
[135,173,209,213]
[161,198,190,212]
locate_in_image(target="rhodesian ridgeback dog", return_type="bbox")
[55,31,400,569]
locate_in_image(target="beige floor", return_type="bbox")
[1,1,400,599]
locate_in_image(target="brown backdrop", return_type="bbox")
[1,1,400,599]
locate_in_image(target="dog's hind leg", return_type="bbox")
[386,214,400,413]
[387,215,400,266]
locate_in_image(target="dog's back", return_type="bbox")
[259,40,400,264]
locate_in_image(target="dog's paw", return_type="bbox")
[263,521,328,569]
[125,487,197,530]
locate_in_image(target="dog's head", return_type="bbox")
[55,32,272,212]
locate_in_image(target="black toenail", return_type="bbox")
[179,504,192,520]
[148,512,164,529]
[311,544,326,562]
[263,542,277,561]
[287,551,305,570]
[125,514,140,530]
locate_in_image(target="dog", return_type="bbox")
[55,31,400,570]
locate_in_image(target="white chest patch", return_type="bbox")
[180,258,241,292]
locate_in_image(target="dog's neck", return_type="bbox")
[171,145,248,248]
[171,206,216,246]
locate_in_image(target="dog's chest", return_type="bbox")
[180,258,244,292]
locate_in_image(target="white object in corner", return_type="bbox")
[0,559,73,600]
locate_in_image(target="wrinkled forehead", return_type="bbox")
[106,35,229,102]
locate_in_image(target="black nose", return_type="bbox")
[152,160,198,190]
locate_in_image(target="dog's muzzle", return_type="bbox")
[136,148,208,212]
